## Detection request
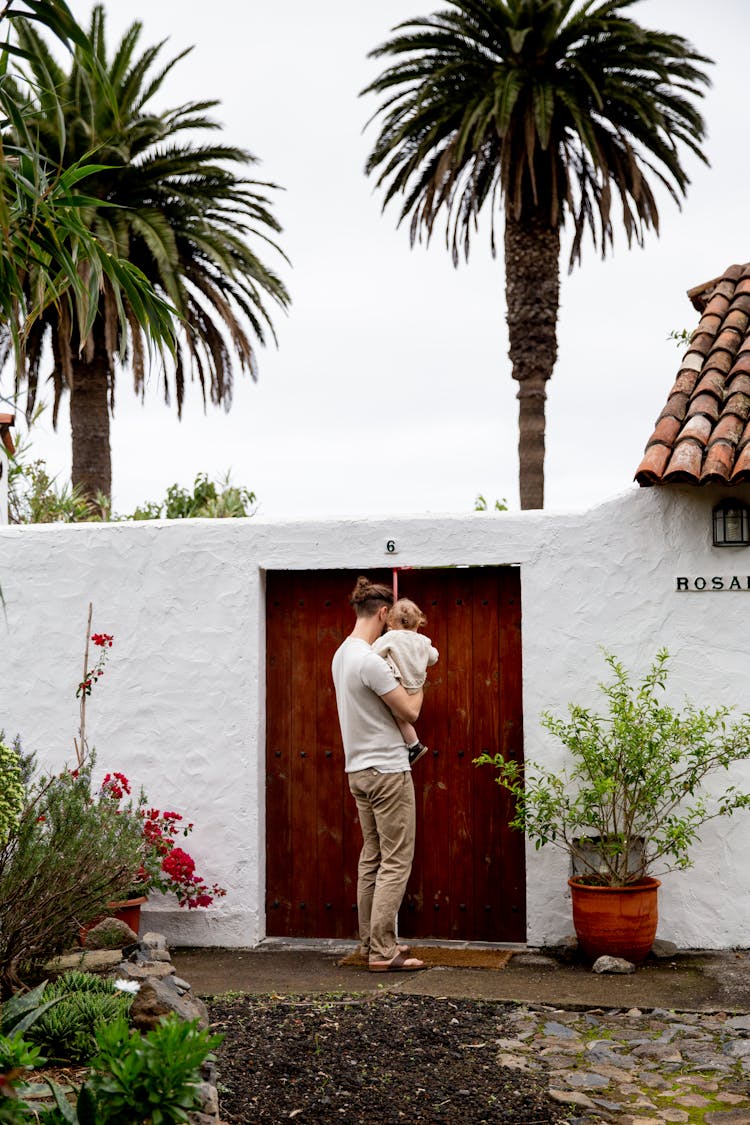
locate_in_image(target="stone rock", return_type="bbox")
[194,1082,218,1115]
[549,1089,596,1109]
[83,917,138,950]
[543,1020,580,1039]
[46,949,124,975]
[512,953,559,970]
[141,931,168,950]
[649,938,679,959]
[726,1015,750,1031]
[129,977,209,1032]
[705,1112,750,1125]
[592,955,636,974]
[496,1052,539,1071]
[561,1071,610,1090]
[149,949,173,963]
[117,960,176,980]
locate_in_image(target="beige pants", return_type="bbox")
[347,768,415,962]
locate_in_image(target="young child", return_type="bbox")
[372,597,439,766]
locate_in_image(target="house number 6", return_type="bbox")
[386,540,397,554]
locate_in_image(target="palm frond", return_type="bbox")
[363,0,712,266]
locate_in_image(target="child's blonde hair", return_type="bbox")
[386,598,426,631]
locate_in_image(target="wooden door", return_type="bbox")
[265,567,525,942]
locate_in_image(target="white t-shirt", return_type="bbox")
[331,636,409,773]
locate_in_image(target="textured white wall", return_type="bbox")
[1,484,749,949]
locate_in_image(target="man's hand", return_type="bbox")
[382,685,423,724]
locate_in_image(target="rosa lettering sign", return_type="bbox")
[676,576,750,591]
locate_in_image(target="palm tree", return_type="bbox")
[4,5,289,502]
[0,1,175,386]
[363,0,711,508]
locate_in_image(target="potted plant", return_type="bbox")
[477,649,750,963]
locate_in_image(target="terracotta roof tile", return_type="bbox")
[702,442,735,482]
[670,370,700,396]
[732,294,750,316]
[658,392,690,422]
[727,372,750,396]
[679,414,713,446]
[730,441,750,481]
[728,353,750,377]
[694,370,727,398]
[723,390,750,420]
[686,393,720,422]
[662,440,703,482]
[713,328,744,353]
[635,261,750,487]
[678,352,704,374]
[688,331,715,357]
[698,312,723,335]
[635,443,671,484]
[724,308,750,334]
[703,350,735,376]
[650,416,682,445]
[711,413,744,445]
[702,292,731,318]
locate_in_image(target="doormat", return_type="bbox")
[338,947,513,971]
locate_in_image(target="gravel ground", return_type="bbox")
[209,992,572,1124]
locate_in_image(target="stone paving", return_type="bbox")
[502,1004,750,1124]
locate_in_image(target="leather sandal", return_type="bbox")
[368,951,427,973]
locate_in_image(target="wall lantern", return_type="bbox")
[712,498,750,547]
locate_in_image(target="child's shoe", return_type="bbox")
[408,741,428,765]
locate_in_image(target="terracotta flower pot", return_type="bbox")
[78,895,148,945]
[108,895,148,934]
[568,876,660,964]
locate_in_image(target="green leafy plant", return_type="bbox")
[1,980,62,1040]
[0,741,23,848]
[40,1015,222,1124]
[0,753,144,995]
[473,494,508,512]
[8,436,257,525]
[477,649,750,886]
[25,973,133,1064]
[130,472,257,521]
[0,1031,46,1119]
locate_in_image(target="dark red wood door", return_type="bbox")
[265,567,525,942]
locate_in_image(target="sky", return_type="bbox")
[3,0,748,518]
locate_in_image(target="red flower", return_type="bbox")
[91,633,114,648]
[162,847,195,881]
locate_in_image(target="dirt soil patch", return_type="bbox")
[209,992,572,1124]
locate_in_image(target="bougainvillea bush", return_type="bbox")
[99,772,226,909]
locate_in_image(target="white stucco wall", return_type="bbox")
[1,483,749,949]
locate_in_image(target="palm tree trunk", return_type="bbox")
[504,210,560,509]
[69,327,112,505]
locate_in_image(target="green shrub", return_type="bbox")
[39,1015,222,1124]
[1,980,62,1039]
[0,1032,46,1124]
[0,740,23,849]
[0,753,143,995]
[25,973,133,1063]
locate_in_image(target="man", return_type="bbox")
[331,576,427,972]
